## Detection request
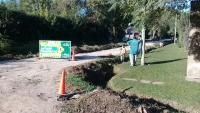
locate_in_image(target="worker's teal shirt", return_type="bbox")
[127,39,141,54]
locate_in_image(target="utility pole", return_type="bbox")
[141,26,145,66]
[141,6,146,66]
[174,14,177,44]
[108,3,113,42]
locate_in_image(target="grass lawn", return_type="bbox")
[108,44,200,112]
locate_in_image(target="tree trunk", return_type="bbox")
[186,1,200,81]
[152,29,156,39]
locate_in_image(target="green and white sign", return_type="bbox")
[39,40,71,59]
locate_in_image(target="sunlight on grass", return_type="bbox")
[109,44,200,111]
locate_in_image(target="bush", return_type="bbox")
[0,34,15,55]
[16,41,39,55]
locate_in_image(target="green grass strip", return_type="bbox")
[66,75,96,92]
[109,44,200,111]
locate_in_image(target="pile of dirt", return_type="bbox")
[65,61,96,75]
[62,89,183,113]
[72,44,122,54]
[74,90,136,113]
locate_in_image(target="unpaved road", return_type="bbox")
[0,47,131,113]
[0,41,163,113]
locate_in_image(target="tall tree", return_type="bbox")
[186,1,200,81]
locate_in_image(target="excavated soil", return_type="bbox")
[74,90,136,113]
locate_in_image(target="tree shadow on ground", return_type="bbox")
[148,58,187,65]
[148,50,163,53]
[118,87,186,113]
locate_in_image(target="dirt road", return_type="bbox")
[0,47,130,113]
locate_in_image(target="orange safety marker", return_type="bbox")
[71,49,76,61]
[57,70,69,101]
[58,70,66,95]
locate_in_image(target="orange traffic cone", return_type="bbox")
[71,49,76,61]
[58,70,66,95]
